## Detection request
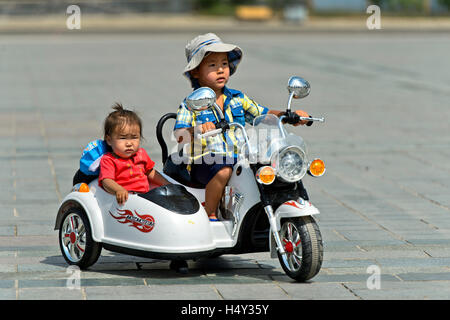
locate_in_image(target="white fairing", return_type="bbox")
[268,199,320,258]
[58,185,105,242]
[226,161,261,219]
[274,199,320,230]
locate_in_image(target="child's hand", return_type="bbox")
[100,178,129,205]
[294,110,310,126]
[115,187,129,205]
[201,122,216,133]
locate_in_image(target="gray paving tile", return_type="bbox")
[81,278,145,287]
[424,248,450,258]
[0,227,15,237]
[278,282,359,300]
[377,257,450,268]
[19,279,68,288]
[214,283,288,300]
[397,272,450,282]
[0,264,17,273]
[86,284,220,300]
[275,273,400,284]
[18,263,66,273]
[0,288,16,299]
[0,280,15,289]
[18,287,84,300]
[84,285,152,300]
[346,281,450,300]
[322,259,378,268]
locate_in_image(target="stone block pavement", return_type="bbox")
[0,30,450,301]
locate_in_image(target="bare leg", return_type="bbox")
[204,167,232,219]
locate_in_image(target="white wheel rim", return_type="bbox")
[280,221,302,272]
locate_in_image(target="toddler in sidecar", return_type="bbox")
[174,33,311,221]
[97,103,169,205]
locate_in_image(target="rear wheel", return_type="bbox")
[58,207,102,269]
[277,216,323,282]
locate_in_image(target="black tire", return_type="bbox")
[58,207,102,269]
[277,216,323,282]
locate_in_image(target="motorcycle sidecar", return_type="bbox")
[54,181,217,269]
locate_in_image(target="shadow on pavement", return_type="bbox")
[40,252,287,284]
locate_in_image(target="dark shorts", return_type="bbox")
[190,156,236,186]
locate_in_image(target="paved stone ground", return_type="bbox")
[0,31,449,300]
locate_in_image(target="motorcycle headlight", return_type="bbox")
[272,147,307,183]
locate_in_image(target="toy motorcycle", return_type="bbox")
[54,76,326,282]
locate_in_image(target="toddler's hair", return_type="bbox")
[103,103,143,140]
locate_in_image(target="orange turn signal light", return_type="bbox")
[79,183,90,192]
[73,182,90,193]
[256,166,276,185]
[308,159,326,177]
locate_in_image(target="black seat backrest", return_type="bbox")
[163,154,205,189]
[73,169,97,186]
[156,112,205,189]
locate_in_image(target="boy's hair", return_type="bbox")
[103,103,143,140]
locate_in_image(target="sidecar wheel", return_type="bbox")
[277,216,323,282]
[58,207,102,269]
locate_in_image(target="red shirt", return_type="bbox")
[99,148,155,193]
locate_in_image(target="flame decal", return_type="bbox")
[109,209,155,233]
[284,201,302,209]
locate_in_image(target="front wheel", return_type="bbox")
[277,216,323,282]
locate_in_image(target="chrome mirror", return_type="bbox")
[185,87,216,111]
[287,76,310,99]
[286,76,310,111]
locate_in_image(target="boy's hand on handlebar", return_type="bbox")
[201,122,216,133]
[294,110,310,126]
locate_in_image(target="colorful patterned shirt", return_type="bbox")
[174,87,268,162]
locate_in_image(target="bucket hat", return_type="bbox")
[183,33,243,86]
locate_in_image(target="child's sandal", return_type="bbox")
[208,215,219,222]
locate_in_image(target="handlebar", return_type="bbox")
[300,116,325,126]
[195,128,223,139]
[195,121,253,155]
[195,119,230,139]
[281,112,324,127]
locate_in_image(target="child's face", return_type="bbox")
[191,52,230,93]
[106,123,141,159]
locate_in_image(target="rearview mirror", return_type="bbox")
[185,87,216,111]
[287,76,310,99]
